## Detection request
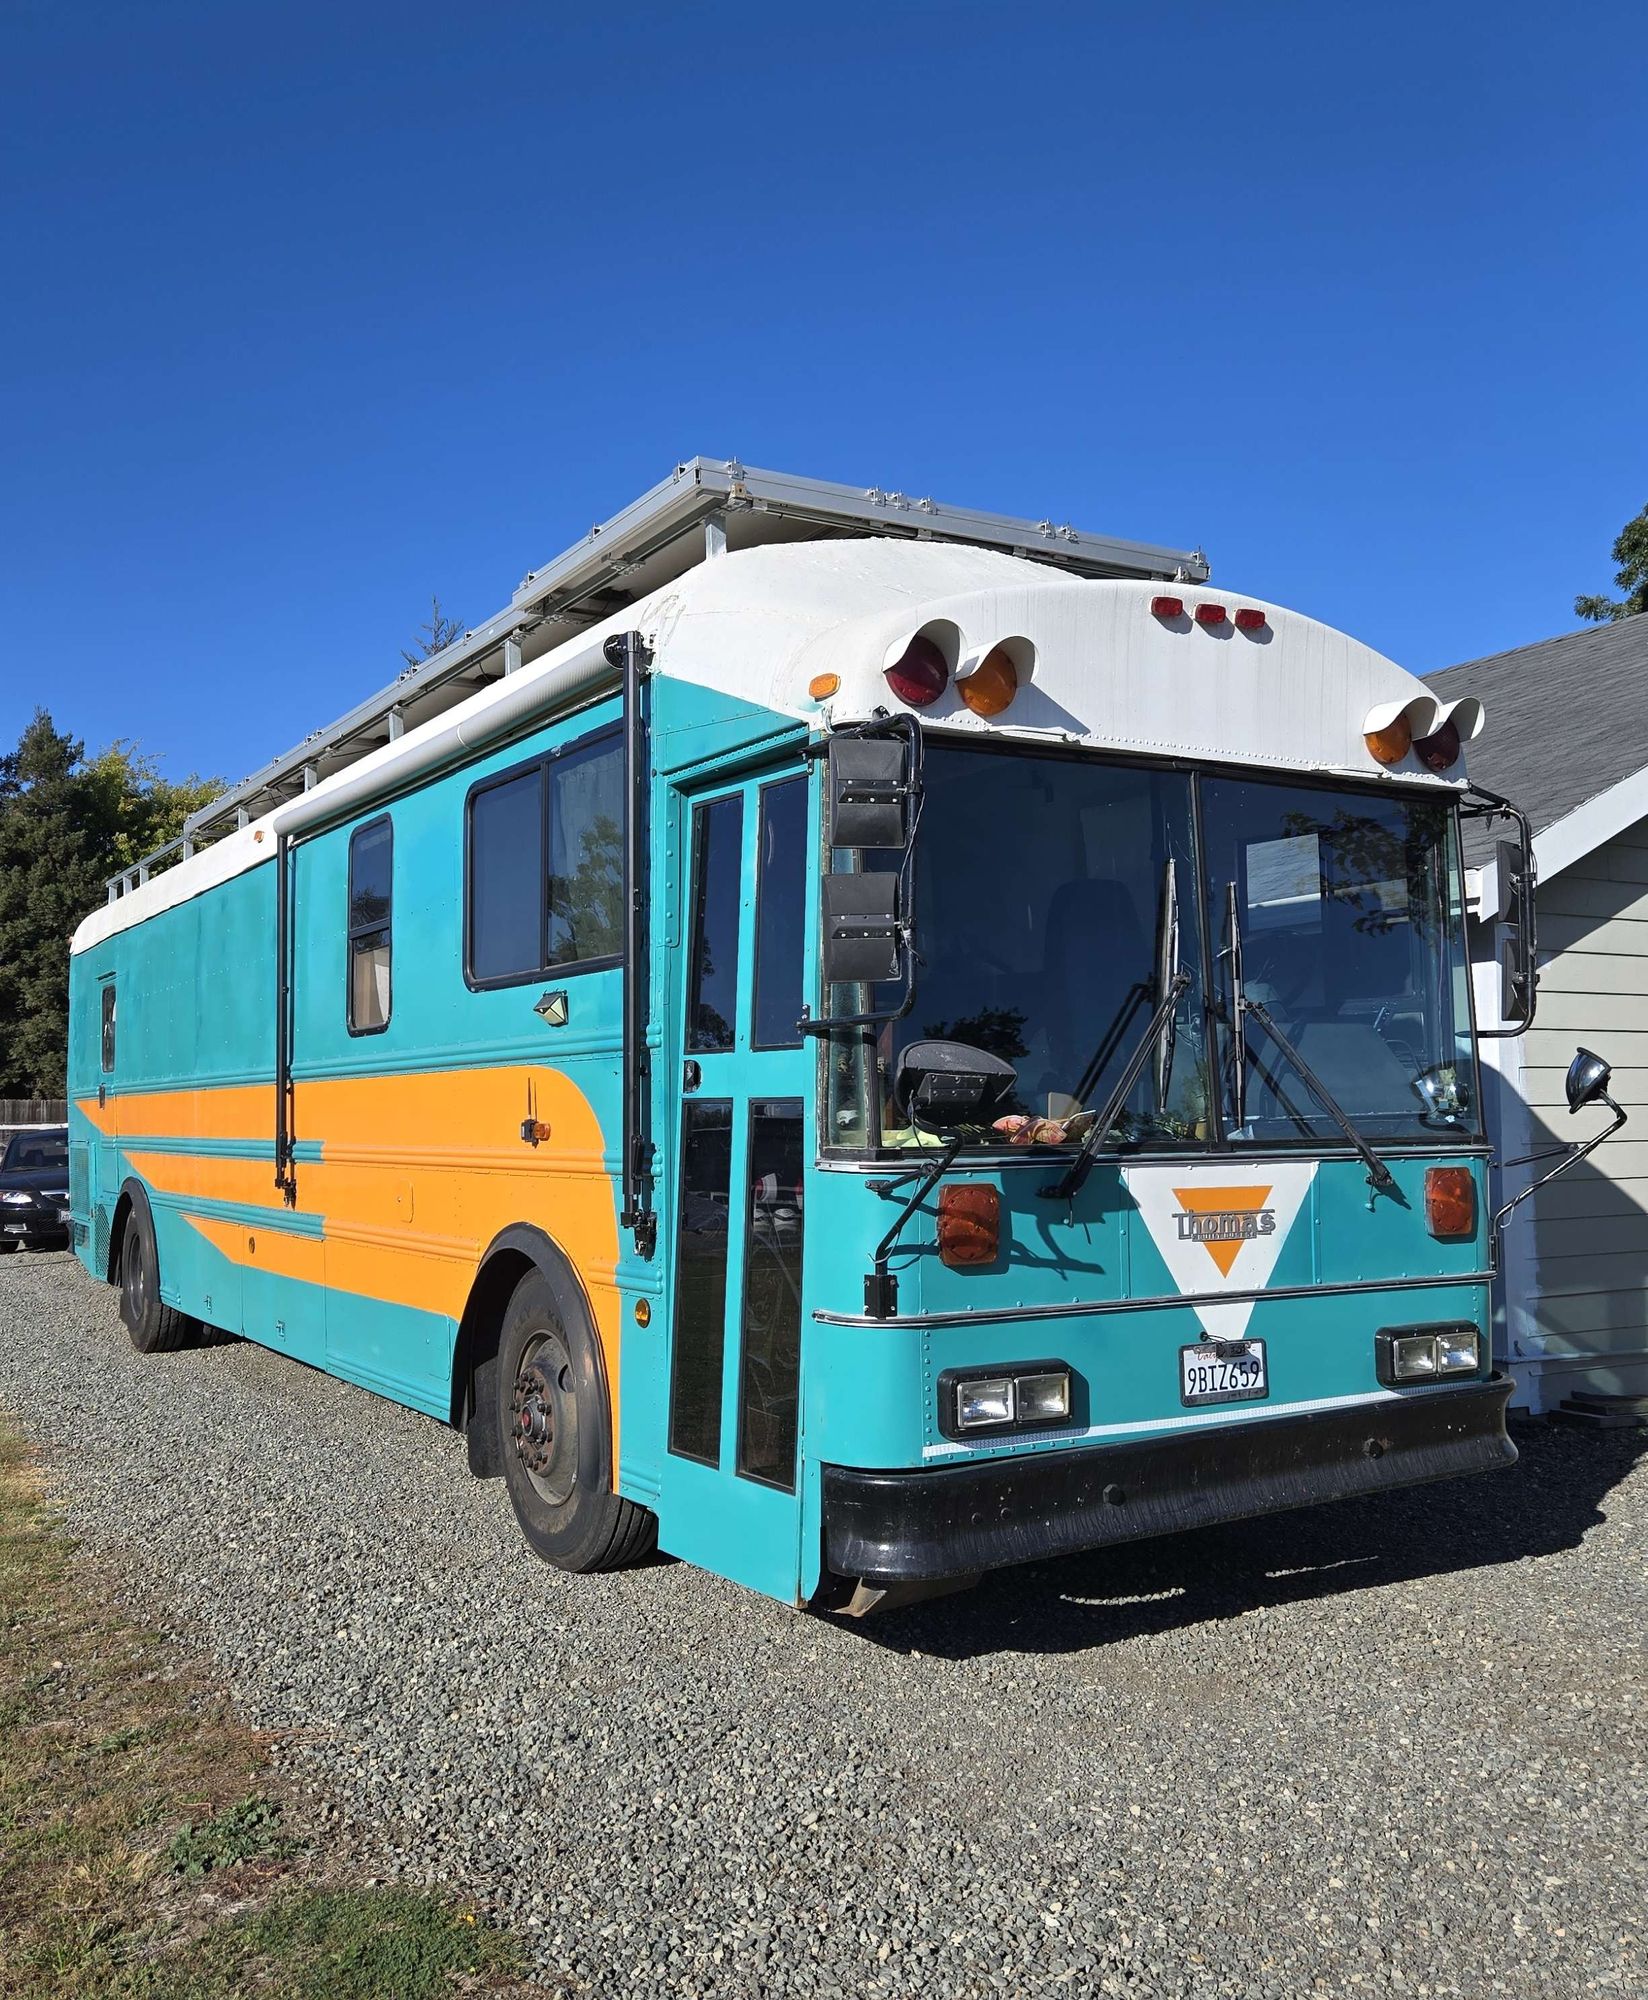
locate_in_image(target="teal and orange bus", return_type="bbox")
[67,461,1618,1612]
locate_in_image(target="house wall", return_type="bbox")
[1496,820,1648,1409]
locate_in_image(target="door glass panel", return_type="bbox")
[669,1098,733,1465]
[752,777,808,1049]
[687,794,743,1052]
[737,1099,804,1490]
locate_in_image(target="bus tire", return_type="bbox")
[497,1267,655,1573]
[117,1201,200,1355]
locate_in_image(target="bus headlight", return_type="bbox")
[1375,1325,1481,1385]
[940,1363,1074,1439]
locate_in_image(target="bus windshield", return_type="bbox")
[1201,774,1478,1146]
[828,744,1478,1154]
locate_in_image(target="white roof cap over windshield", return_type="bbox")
[75,539,1477,954]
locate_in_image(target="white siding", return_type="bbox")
[1505,823,1648,1406]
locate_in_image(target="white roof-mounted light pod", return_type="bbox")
[1362,691,1483,775]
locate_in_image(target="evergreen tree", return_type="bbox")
[0,711,220,1097]
[1575,503,1648,623]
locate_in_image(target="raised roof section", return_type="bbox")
[107,459,1207,900]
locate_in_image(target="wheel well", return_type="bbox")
[105,1190,134,1287]
[450,1247,535,1433]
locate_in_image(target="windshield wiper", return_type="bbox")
[1039,860,1189,1205]
[1039,970,1192,1204]
[1220,881,1399,1200]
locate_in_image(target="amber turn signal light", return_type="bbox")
[1365,716,1413,766]
[937,1183,1001,1268]
[1425,1166,1476,1239]
[957,644,1019,718]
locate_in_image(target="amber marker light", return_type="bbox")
[1425,1166,1476,1239]
[808,672,840,700]
[957,644,1019,718]
[937,1183,1001,1268]
[1365,716,1413,766]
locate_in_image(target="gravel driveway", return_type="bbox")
[2,1249,1644,1998]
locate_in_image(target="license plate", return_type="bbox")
[1180,1339,1268,1407]
[56,1208,71,1223]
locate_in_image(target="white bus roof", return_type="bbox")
[79,466,1483,957]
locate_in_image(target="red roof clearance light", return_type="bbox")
[1413,718,1462,771]
[884,634,949,708]
[1235,607,1267,630]
[1194,603,1229,627]
[1151,596,1184,619]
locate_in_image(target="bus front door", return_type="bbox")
[657,760,813,1601]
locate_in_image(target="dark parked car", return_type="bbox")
[0,1126,71,1253]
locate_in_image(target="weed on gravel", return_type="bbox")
[0,1413,529,1999]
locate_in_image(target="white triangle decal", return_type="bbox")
[1122,1161,1318,1340]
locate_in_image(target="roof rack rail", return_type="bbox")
[108,459,1208,899]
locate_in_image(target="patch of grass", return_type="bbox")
[0,1415,531,1998]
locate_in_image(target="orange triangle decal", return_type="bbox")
[1171,1185,1275,1278]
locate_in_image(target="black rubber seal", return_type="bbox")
[823,1375,1517,1584]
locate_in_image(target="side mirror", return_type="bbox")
[822,871,904,986]
[827,736,914,850]
[1566,1046,1612,1114]
[892,1039,1019,1136]
[1495,836,1536,1026]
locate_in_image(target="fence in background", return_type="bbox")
[0,1099,67,1125]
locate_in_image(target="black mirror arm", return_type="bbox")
[1491,1092,1627,1267]
[1038,971,1192,1204]
[863,1133,966,1319]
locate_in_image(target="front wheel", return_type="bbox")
[496,1269,655,1572]
[118,1204,200,1354]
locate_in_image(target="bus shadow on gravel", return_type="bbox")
[862,1421,1646,1659]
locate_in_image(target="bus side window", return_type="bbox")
[101,983,116,1071]
[347,816,393,1034]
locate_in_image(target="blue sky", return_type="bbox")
[3,1,1643,787]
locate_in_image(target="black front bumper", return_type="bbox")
[0,1214,70,1251]
[823,1376,1517,1584]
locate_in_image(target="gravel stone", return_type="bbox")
[2,1249,1644,1997]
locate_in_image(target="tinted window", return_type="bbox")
[737,1098,804,1489]
[752,777,807,1049]
[470,769,544,983]
[100,985,116,1072]
[347,817,393,1032]
[687,794,743,1052]
[548,734,623,966]
[669,1098,732,1465]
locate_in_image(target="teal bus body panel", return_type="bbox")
[68,659,1500,1609]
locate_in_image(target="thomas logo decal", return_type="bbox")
[1125,1163,1317,1340]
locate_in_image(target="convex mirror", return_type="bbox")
[892,1039,1019,1135]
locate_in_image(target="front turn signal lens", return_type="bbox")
[1365,716,1412,765]
[938,1183,1001,1266]
[1425,1166,1476,1239]
[956,645,1019,718]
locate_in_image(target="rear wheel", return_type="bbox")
[497,1268,654,1572]
[118,1205,199,1354]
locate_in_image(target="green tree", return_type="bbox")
[1575,502,1648,623]
[0,711,221,1098]
[401,596,463,666]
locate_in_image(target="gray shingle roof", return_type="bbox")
[1429,617,1648,867]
